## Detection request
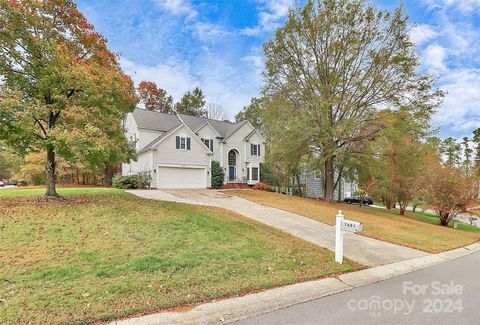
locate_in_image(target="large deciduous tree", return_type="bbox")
[137,81,174,113]
[262,0,442,201]
[175,87,206,117]
[0,0,137,197]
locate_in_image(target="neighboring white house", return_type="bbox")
[122,109,265,189]
[289,170,358,201]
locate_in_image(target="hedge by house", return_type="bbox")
[113,172,151,189]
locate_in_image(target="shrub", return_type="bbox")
[253,182,270,191]
[113,172,151,189]
[31,173,46,185]
[211,161,225,189]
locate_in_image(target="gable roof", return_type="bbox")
[244,128,266,142]
[178,113,233,138]
[132,109,181,131]
[131,108,249,139]
[138,123,213,156]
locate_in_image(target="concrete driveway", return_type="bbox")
[127,189,427,267]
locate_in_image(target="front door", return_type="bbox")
[228,166,236,181]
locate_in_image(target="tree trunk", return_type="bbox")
[412,204,418,213]
[386,199,393,210]
[295,173,302,197]
[45,146,59,197]
[439,211,449,226]
[324,156,335,202]
[399,206,406,215]
[104,164,114,186]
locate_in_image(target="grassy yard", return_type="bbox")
[0,188,359,324]
[224,190,480,253]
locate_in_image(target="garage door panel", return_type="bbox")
[157,166,206,189]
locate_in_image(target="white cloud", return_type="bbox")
[422,44,448,71]
[241,0,293,36]
[422,0,480,13]
[258,0,293,31]
[410,24,437,46]
[120,57,198,101]
[192,22,231,42]
[120,54,260,116]
[432,68,480,135]
[154,0,197,19]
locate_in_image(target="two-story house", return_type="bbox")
[122,108,265,189]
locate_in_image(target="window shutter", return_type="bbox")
[187,137,191,150]
[250,143,254,155]
[210,139,213,151]
[258,144,261,156]
[176,136,180,149]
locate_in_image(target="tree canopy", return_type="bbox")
[137,81,174,113]
[261,0,443,201]
[0,0,138,196]
[175,87,206,117]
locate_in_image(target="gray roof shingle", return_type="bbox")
[131,109,243,139]
[132,109,182,131]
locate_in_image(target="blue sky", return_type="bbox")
[76,0,480,139]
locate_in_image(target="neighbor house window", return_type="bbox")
[176,136,190,150]
[250,144,261,156]
[252,167,259,181]
[201,138,213,151]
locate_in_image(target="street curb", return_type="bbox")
[110,242,480,325]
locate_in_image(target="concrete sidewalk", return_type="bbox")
[127,189,427,267]
[111,243,480,325]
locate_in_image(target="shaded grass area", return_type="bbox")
[224,190,480,253]
[404,210,480,233]
[0,186,122,197]
[0,189,359,324]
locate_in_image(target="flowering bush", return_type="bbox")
[253,182,270,191]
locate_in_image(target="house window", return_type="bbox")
[176,136,190,150]
[314,170,321,179]
[250,144,261,156]
[201,138,213,151]
[252,167,259,181]
[228,150,236,166]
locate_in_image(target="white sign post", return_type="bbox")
[335,210,344,264]
[335,210,363,264]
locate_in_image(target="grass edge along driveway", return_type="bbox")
[0,188,361,324]
[224,190,480,254]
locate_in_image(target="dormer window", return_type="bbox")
[201,138,213,151]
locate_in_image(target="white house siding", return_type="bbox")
[196,124,221,162]
[151,125,211,188]
[138,129,163,150]
[122,150,152,176]
[305,171,357,200]
[222,123,255,182]
[123,113,139,150]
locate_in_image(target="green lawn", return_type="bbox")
[403,210,480,233]
[0,188,359,324]
[225,190,480,253]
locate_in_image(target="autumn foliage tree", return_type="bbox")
[137,81,173,113]
[421,165,474,226]
[0,0,137,197]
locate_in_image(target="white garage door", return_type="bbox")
[157,166,206,189]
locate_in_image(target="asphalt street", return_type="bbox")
[235,251,480,325]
